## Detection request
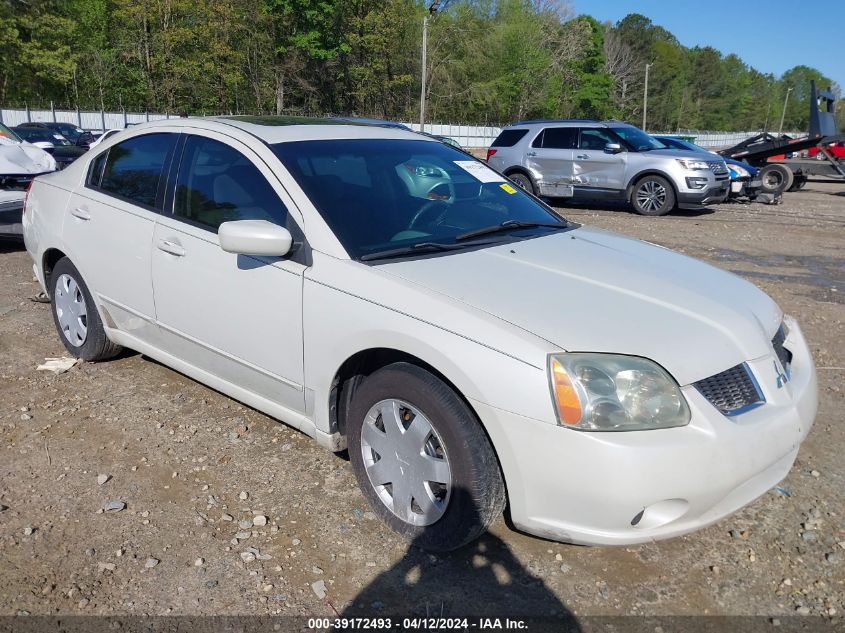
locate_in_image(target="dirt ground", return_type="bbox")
[0,181,843,626]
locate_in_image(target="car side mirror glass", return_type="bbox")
[604,143,623,154]
[218,220,293,257]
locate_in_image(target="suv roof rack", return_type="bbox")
[511,118,600,126]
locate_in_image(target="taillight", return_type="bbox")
[486,148,497,162]
[23,180,34,215]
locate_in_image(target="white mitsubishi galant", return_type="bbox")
[22,117,817,551]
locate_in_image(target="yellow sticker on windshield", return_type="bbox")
[500,183,517,195]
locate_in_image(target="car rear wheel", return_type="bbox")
[507,171,535,195]
[759,164,794,194]
[631,175,675,216]
[49,257,122,361]
[346,362,505,552]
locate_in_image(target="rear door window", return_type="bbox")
[538,127,578,149]
[96,133,178,210]
[491,129,529,147]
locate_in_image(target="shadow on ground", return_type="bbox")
[342,489,579,631]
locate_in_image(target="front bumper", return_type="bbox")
[677,180,730,208]
[475,318,817,546]
[0,192,25,237]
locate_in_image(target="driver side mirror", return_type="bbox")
[604,143,623,154]
[218,220,293,257]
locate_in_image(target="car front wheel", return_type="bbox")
[631,175,676,216]
[347,362,505,551]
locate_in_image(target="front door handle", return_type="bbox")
[576,154,590,160]
[157,239,186,257]
[71,207,91,221]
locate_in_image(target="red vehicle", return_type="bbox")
[808,141,845,160]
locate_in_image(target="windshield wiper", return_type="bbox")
[455,219,567,242]
[359,241,492,262]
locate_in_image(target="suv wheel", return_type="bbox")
[507,172,535,195]
[631,175,675,216]
[49,257,122,361]
[347,362,506,551]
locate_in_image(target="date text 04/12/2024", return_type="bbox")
[306,617,529,630]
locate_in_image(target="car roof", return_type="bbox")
[506,119,638,129]
[142,116,435,144]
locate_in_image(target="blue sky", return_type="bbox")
[575,0,844,90]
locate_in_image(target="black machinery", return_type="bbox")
[719,81,845,193]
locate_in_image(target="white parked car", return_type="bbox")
[22,117,817,550]
[0,123,56,237]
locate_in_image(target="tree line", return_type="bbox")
[2,0,841,132]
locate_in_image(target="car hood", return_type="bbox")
[641,148,724,162]
[377,227,781,386]
[0,142,55,175]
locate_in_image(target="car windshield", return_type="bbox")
[272,139,569,260]
[16,128,72,146]
[611,126,666,151]
[0,123,22,143]
[49,124,84,141]
[658,137,710,154]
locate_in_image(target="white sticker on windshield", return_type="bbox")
[453,160,505,183]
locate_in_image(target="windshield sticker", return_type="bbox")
[499,183,517,195]
[453,160,505,183]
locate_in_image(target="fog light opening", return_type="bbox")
[631,499,689,530]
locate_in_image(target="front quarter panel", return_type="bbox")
[302,251,558,437]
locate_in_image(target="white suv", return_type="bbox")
[487,120,730,215]
[22,117,816,550]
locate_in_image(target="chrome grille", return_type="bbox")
[694,363,764,416]
[772,325,792,371]
[708,160,729,175]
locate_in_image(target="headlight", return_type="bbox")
[729,163,750,178]
[548,353,690,431]
[675,158,710,171]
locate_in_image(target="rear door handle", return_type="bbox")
[576,154,590,159]
[71,207,91,221]
[526,151,537,157]
[157,239,186,257]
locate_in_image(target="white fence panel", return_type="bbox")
[0,107,803,150]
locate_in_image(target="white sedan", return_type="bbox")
[22,117,817,551]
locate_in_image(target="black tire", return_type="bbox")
[630,175,676,216]
[346,362,505,552]
[759,164,794,194]
[788,176,807,191]
[507,171,536,195]
[49,257,122,361]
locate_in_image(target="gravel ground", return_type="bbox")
[0,182,843,624]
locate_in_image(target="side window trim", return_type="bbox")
[86,149,108,188]
[161,133,187,217]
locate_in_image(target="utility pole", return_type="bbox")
[642,63,653,131]
[778,86,793,136]
[419,2,441,134]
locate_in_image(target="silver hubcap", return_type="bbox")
[54,273,87,347]
[764,172,782,188]
[360,399,452,526]
[637,180,667,212]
